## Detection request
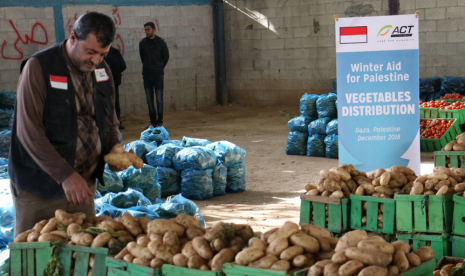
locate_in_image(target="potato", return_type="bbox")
[249,255,279,269]
[40,218,58,234]
[181,242,198,258]
[279,245,303,261]
[387,265,399,276]
[234,224,254,240]
[324,262,341,274]
[454,182,465,192]
[308,259,332,275]
[331,250,349,264]
[323,237,339,249]
[266,237,288,256]
[99,220,126,231]
[289,233,319,253]
[267,221,300,243]
[334,229,368,252]
[316,250,335,260]
[338,260,364,276]
[66,223,81,237]
[319,170,341,181]
[175,214,202,230]
[361,183,376,195]
[123,254,135,263]
[27,232,41,242]
[91,232,111,248]
[355,186,365,195]
[345,247,392,267]
[441,264,455,275]
[406,252,421,267]
[391,241,410,254]
[114,248,129,259]
[173,253,188,267]
[212,237,228,252]
[261,227,278,241]
[451,167,465,177]
[55,210,86,226]
[133,257,151,267]
[104,151,143,169]
[137,236,151,247]
[410,182,424,195]
[150,258,165,269]
[330,190,344,199]
[248,237,267,251]
[192,237,214,259]
[393,251,409,272]
[204,222,225,242]
[269,260,290,271]
[148,219,185,237]
[436,185,448,195]
[121,213,143,237]
[306,189,319,196]
[211,248,235,271]
[33,220,48,232]
[358,265,388,276]
[323,179,342,192]
[127,241,155,259]
[301,224,331,238]
[70,232,93,246]
[321,190,330,197]
[357,240,394,255]
[235,247,265,266]
[163,231,180,251]
[414,246,435,262]
[118,235,134,244]
[305,184,317,191]
[375,186,394,196]
[111,143,124,153]
[367,169,386,179]
[38,233,64,242]
[291,255,307,268]
[186,227,204,240]
[380,172,391,186]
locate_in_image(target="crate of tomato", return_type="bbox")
[439,101,465,125]
[420,118,462,152]
[441,93,465,103]
[420,100,450,119]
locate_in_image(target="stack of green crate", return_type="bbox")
[439,107,465,125]
[394,193,453,262]
[451,193,465,257]
[420,107,439,119]
[420,118,462,152]
[349,194,395,234]
[299,194,349,234]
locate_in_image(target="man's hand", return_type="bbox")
[62,172,93,205]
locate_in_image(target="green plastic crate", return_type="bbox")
[439,108,465,124]
[451,235,465,258]
[162,264,222,276]
[299,194,349,234]
[434,151,465,169]
[349,195,395,234]
[396,233,451,262]
[444,99,465,103]
[420,107,439,119]
[8,242,51,276]
[420,119,462,152]
[9,242,109,276]
[452,194,465,236]
[394,193,454,233]
[222,263,308,276]
[107,257,162,276]
[400,258,436,276]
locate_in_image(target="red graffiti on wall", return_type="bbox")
[65,9,125,55]
[1,20,49,60]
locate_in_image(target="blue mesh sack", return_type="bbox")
[148,194,205,227]
[123,140,158,163]
[146,144,183,168]
[0,173,8,180]
[182,136,212,147]
[308,117,332,136]
[140,126,169,146]
[288,117,314,133]
[0,189,14,248]
[331,78,337,94]
[97,167,124,195]
[316,93,337,118]
[94,190,102,199]
[307,134,326,157]
[156,167,181,197]
[8,113,13,130]
[286,131,308,156]
[0,158,7,166]
[440,76,465,96]
[0,109,13,129]
[0,130,11,158]
[173,146,217,171]
[324,134,339,159]
[117,164,161,203]
[205,141,246,167]
[180,168,213,200]
[226,161,246,193]
[96,188,152,209]
[95,203,158,220]
[0,247,9,276]
[326,119,338,135]
[0,90,16,109]
[212,161,227,196]
[299,93,319,119]
[161,140,183,147]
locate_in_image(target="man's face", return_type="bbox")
[144,26,155,39]
[68,32,111,73]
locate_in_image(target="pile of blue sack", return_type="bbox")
[0,90,16,159]
[0,178,14,275]
[286,92,338,159]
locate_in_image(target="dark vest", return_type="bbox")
[8,43,113,199]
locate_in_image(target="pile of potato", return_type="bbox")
[434,260,464,275]
[410,166,465,196]
[234,221,338,272]
[304,164,362,199]
[308,229,435,276]
[443,133,465,152]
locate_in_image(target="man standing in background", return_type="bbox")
[104,46,126,130]
[139,22,169,128]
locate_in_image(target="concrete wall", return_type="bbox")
[224,0,465,106]
[0,1,216,116]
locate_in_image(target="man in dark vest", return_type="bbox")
[9,12,123,236]
[104,46,126,130]
[139,22,169,128]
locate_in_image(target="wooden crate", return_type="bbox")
[299,194,349,234]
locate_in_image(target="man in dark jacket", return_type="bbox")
[104,46,126,130]
[139,22,169,127]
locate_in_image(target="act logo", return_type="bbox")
[378,25,414,37]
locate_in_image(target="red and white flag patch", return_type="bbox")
[340,26,368,44]
[50,75,68,90]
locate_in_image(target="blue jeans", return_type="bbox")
[143,75,164,125]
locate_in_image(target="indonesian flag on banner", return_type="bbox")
[340,26,368,44]
[50,75,68,90]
